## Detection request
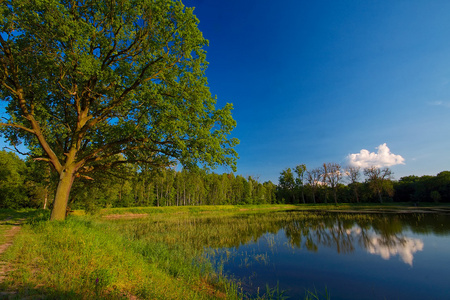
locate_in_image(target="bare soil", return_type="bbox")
[102,213,149,219]
[0,220,23,296]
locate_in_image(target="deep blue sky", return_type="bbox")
[1,1,450,183]
[183,0,450,182]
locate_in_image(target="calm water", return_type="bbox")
[209,212,450,299]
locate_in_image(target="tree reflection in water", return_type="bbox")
[124,210,449,266]
[204,212,449,266]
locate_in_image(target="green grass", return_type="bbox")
[1,207,332,299]
[0,208,46,224]
[0,225,8,245]
[0,209,47,247]
[85,202,450,219]
[2,203,449,299]
[1,215,243,299]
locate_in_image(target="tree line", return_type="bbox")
[1,150,449,210]
[70,166,278,212]
[277,163,450,204]
[0,150,276,210]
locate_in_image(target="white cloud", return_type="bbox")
[347,143,405,168]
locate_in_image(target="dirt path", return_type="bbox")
[0,218,24,292]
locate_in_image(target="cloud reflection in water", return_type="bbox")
[347,227,424,266]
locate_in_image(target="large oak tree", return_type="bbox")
[0,0,238,220]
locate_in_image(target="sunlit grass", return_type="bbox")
[91,202,450,218]
[2,204,448,299]
[1,207,332,299]
[2,216,241,299]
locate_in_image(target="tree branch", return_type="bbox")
[0,122,35,134]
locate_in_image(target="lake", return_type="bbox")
[207,211,450,299]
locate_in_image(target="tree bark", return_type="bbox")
[43,189,48,210]
[50,169,75,221]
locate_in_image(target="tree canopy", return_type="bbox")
[0,0,238,220]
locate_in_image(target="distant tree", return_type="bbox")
[278,168,295,203]
[294,164,307,204]
[306,168,321,204]
[430,190,441,203]
[0,150,28,208]
[364,166,393,203]
[320,163,329,203]
[0,0,238,220]
[434,171,450,202]
[263,181,277,204]
[325,163,342,205]
[25,158,55,209]
[345,166,361,203]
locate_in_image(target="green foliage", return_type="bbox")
[430,190,441,203]
[278,168,295,203]
[3,145,450,210]
[1,0,238,219]
[0,150,56,209]
[0,0,238,170]
[394,172,450,203]
[0,151,30,208]
[276,163,450,204]
[0,149,278,210]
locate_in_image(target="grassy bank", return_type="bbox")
[0,206,331,299]
[1,214,243,299]
[1,204,449,299]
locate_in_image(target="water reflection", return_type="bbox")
[280,212,428,264]
[199,211,450,299]
[204,212,448,266]
[346,226,424,265]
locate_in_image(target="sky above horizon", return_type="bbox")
[182,0,450,182]
[1,1,450,184]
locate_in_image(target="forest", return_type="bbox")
[1,150,449,211]
[0,0,449,215]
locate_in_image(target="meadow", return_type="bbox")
[0,205,300,299]
[1,204,449,299]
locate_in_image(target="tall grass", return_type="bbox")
[2,216,242,299]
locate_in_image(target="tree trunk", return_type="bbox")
[156,184,159,207]
[50,170,75,221]
[43,188,48,210]
[43,165,51,209]
[183,182,186,206]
